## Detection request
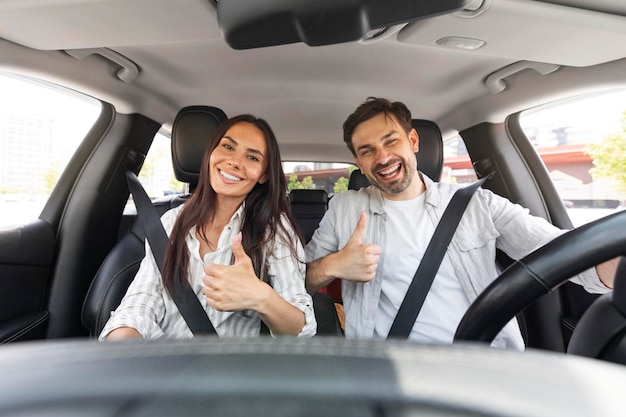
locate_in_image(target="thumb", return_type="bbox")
[348,211,367,244]
[232,232,251,265]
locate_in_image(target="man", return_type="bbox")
[305,97,616,350]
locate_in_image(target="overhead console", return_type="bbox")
[217,0,472,49]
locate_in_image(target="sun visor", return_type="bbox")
[217,0,472,49]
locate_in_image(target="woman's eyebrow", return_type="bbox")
[224,136,264,158]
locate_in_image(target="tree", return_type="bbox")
[333,165,358,194]
[586,110,626,197]
[287,174,303,192]
[287,174,315,191]
[333,177,348,193]
[301,176,314,189]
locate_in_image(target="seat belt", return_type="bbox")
[125,169,216,335]
[387,174,490,339]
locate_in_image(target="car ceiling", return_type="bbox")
[0,0,625,162]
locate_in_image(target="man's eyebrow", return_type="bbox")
[355,131,395,152]
[223,136,265,158]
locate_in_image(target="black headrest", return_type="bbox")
[413,119,443,182]
[289,189,329,204]
[348,170,371,190]
[348,119,444,190]
[171,105,228,186]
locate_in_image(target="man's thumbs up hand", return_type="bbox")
[335,212,381,283]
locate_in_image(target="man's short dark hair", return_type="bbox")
[343,97,413,156]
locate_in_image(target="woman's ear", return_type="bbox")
[258,172,268,184]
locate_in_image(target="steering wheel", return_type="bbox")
[454,209,626,345]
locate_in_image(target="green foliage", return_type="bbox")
[333,166,358,193]
[333,177,348,193]
[287,174,315,191]
[586,111,626,196]
[287,174,302,191]
[301,176,314,189]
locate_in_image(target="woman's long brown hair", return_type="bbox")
[162,114,301,294]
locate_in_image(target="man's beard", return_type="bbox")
[365,157,416,196]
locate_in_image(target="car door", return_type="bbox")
[0,72,161,342]
[456,89,626,351]
[0,73,100,342]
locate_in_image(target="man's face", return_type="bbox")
[352,113,420,200]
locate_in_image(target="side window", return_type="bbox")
[137,131,185,198]
[0,73,101,229]
[519,90,626,227]
[283,162,356,195]
[442,134,476,184]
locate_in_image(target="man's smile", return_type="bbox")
[375,160,403,182]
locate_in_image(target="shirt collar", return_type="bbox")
[231,202,245,225]
[188,202,245,242]
[421,172,441,208]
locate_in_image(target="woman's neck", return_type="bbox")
[197,195,244,256]
[210,195,244,228]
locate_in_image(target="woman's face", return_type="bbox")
[209,121,268,203]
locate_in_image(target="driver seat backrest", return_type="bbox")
[324,119,444,303]
[567,256,626,364]
[81,106,228,337]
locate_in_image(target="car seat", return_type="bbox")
[324,119,445,305]
[82,106,342,337]
[288,188,329,244]
[81,106,227,337]
[567,256,626,364]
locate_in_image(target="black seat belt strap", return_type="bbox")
[125,169,216,335]
[387,175,490,339]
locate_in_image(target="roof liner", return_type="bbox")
[0,0,221,50]
[397,0,626,67]
[534,0,626,16]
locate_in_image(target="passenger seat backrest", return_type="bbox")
[83,106,343,337]
[289,189,329,243]
[81,106,228,337]
[330,119,444,304]
[348,118,444,190]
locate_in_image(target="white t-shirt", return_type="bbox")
[374,193,471,343]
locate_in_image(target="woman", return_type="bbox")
[100,115,316,339]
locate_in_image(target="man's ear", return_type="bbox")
[409,129,420,153]
[353,156,363,171]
